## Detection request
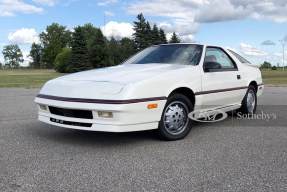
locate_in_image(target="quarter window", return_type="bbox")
[228,49,251,64]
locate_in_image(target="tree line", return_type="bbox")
[1,13,181,72]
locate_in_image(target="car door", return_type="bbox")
[200,46,246,109]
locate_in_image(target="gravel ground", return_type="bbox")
[0,87,286,192]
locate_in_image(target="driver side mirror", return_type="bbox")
[204,62,221,72]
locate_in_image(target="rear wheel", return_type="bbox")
[238,85,257,114]
[158,94,193,141]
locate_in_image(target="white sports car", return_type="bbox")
[35,44,264,140]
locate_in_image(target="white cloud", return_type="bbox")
[126,0,247,42]
[32,0,56,6]
[97,0,117,6]
[159,22,198,42]
[62,0,77,6]
[240,43,268,56]
[0,0,43,16]
[101,21,134,39]
[22,51,31,67]
[180,35,195,43]
[104,11,115,17]
[274,52,282,57]
[8,28,39,45]
[127,1,196,24]
[127,0,287,23]
[159,22,198,35]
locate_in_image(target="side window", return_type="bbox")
[205,47,236,69]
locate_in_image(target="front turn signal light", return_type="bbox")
[98,111,113,118]
[147,103,158,109]
[39,104,47,111]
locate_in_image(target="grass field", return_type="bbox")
[0,69,286,88]
[0,69,66,88]
[261,69,287,86]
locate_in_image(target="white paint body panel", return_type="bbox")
[35,44,264,132]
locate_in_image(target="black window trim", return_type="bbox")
[193,44,204,66]
[203,46,238,73]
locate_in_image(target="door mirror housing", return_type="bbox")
[204,62,221,72]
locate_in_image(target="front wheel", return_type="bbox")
[238,85,257,114]
[158,94,193,141]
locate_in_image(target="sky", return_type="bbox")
[0,0,287,66]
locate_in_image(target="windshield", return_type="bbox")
[123,44,203,65]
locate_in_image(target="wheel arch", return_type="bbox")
[168,87,195,106]
[249,81,258,93]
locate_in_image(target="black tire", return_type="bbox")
[237,85,257,115]
[158,93,193,141]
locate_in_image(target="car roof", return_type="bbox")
[159,43,223,48]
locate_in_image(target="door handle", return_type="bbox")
[237,75,241,80]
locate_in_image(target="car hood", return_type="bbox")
[57,64,190,84]
[40,64,192,98]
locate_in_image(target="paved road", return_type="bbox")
[0,87,286,191]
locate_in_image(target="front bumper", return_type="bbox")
[35,97,166,132]
[257,84,264,97]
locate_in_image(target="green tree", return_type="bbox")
[2,44,24,68]
[159,29,167,44]
[78,23,111,68]
[260,61,272,69]
[151,24,161,45]
[0,61,2,69]
[169,32,181,43]
[81,23,100,52]
[108,37,121,65]
[119,37,136,63]
[69,26,90,72]
[133,13,149,50]
[145,21,153,46]
[133,13,168,49]
[55,48,71,73]
[40,23,72,68]
[29,42,42,69]
[89,29,111,68]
